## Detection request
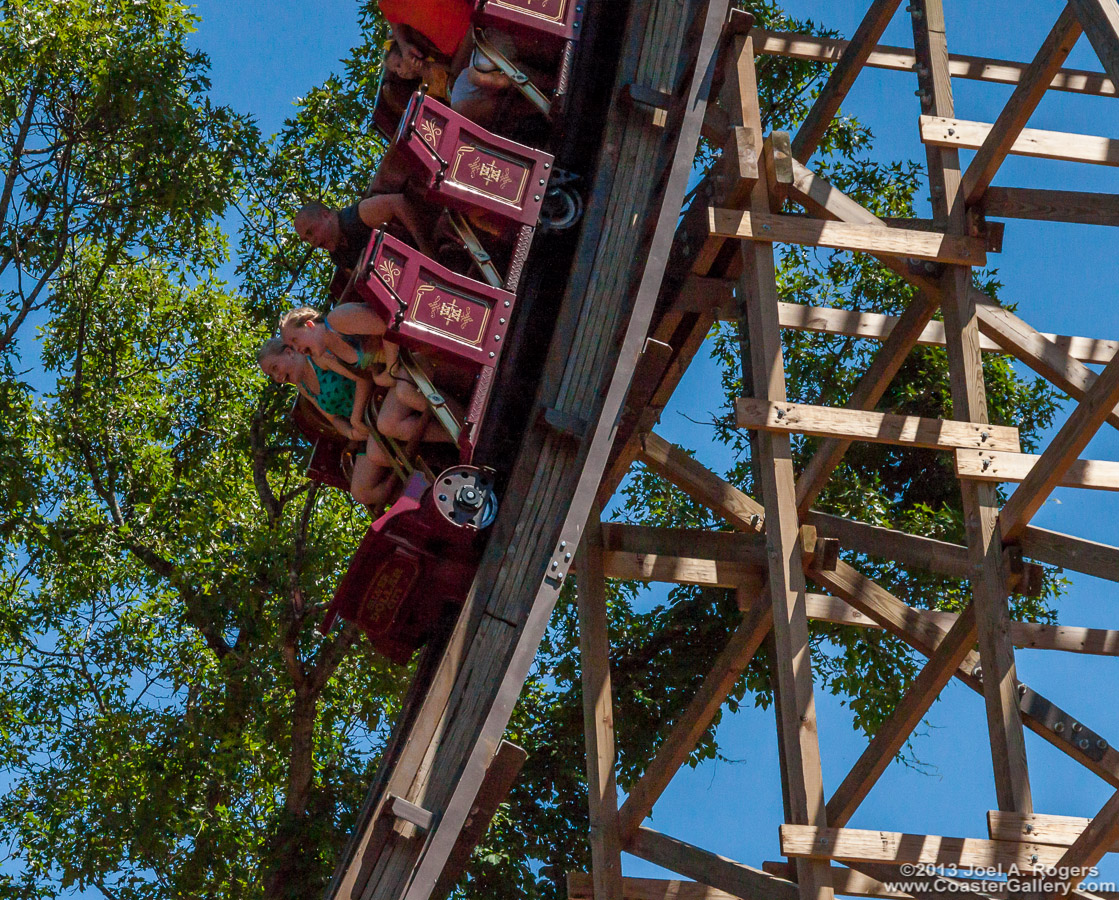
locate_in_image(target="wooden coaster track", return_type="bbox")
[324,0,1119,897]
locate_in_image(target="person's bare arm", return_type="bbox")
[328,302,387,337]
[358,194,434,257]
[350,375,375,432]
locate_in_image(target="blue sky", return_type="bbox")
[182,0,1119,893]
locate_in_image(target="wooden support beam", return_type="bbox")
[577,513,624,900]
[617,598,772,842]
[826,605,978,827]
[638,431,761,533]
[806,593,1119,658]
[780,824,1066,869]
[1020,526,1119,582]
[735,35,833,900]
[983,186,1119,230]
[805,510,970,579]
[921,115,1119,167]
[1052,789,1119,894]
[987,810,1119,850]
[913,0,1032,815]
[628,827,798,900]
[959,4,1083,206]
[567,873,739,900]
[1001,351,1119,542]
[736,398,1021,452]
[774,300,1119,365]
[601,551,762,587]
[1071,0,1119,84]
[752,27,1117,97]
[790,0,903,162]
[957,449,1119,492]
[762,861,1011,899]
[973,292,1119,433]
[709,209,990,265]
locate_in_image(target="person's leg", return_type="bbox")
[350,445,397,508]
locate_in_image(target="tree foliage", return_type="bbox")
[0,1,1064,899]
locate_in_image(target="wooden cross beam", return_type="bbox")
[922,115,1119,167]
[957,449,1119,492]
[1000,349,1119,542]
[735,398,1021,452]
[1051,789,1119,895]
[789,0,904,162]
[616,597,772,842]
[988,810,1119,850]
[983,186,1119,229]
[567,873,740,900]
[709,209,991,265]
[629,827,799,900]
[825,604,978,826]
[752,27,1117,97]
[959,4,1084,206]
[780,824,1068,869]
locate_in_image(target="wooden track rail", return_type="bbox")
[323,2,1119,898]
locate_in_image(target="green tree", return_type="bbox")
[0,1,1064,899]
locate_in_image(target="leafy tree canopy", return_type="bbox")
[0,1,1062,899]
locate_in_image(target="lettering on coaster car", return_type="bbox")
[357,555,420,637]
[410,282,491,347]
[449,145,531,208]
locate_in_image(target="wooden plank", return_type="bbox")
[1020,526,1119,582]
[826,605,978,827]
[791,0,903,162]
[567,873,739,900]
[805,510,971,579]
[752,27,1117,97]
[957,449,1119,492]
[921,115,1119,167]
[617,599,772,841]
[602,550,763,587]
[807,594,1119,658]
[735,33,832,900]
[913,0,1032,816]
[1053,788,1119,894]
[763,862,1011,899]
[973,292,1119,433]
[709,209,989,265]
[628,827,798,900]
[987,810,1118,849]
[780,824,1066,869]
[779,300,1119,364]
[1001,350,1119,541]
[577,513,624,900]
[960,4,1083,205]
[736,398,1021,452]
[1071,0,1119,84]
[777,301,1002,352]
[600,522,769,561]
[983,186,1119,230]
[638,431,762,533]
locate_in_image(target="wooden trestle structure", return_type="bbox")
[325,0,1119,897]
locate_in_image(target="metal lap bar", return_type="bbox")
[446,210,504,288]
[362,401,414,484]
[401,85,451,181]
[399,350,463,445]
[472,28,552,116]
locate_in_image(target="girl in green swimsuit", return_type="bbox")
[257,338,398,508]
[280,305,451,444]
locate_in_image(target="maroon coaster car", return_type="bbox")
[319,467,497,664]
[354,228,516,461]
[394,91,555,231]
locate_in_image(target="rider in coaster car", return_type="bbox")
[293,195,434,273]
